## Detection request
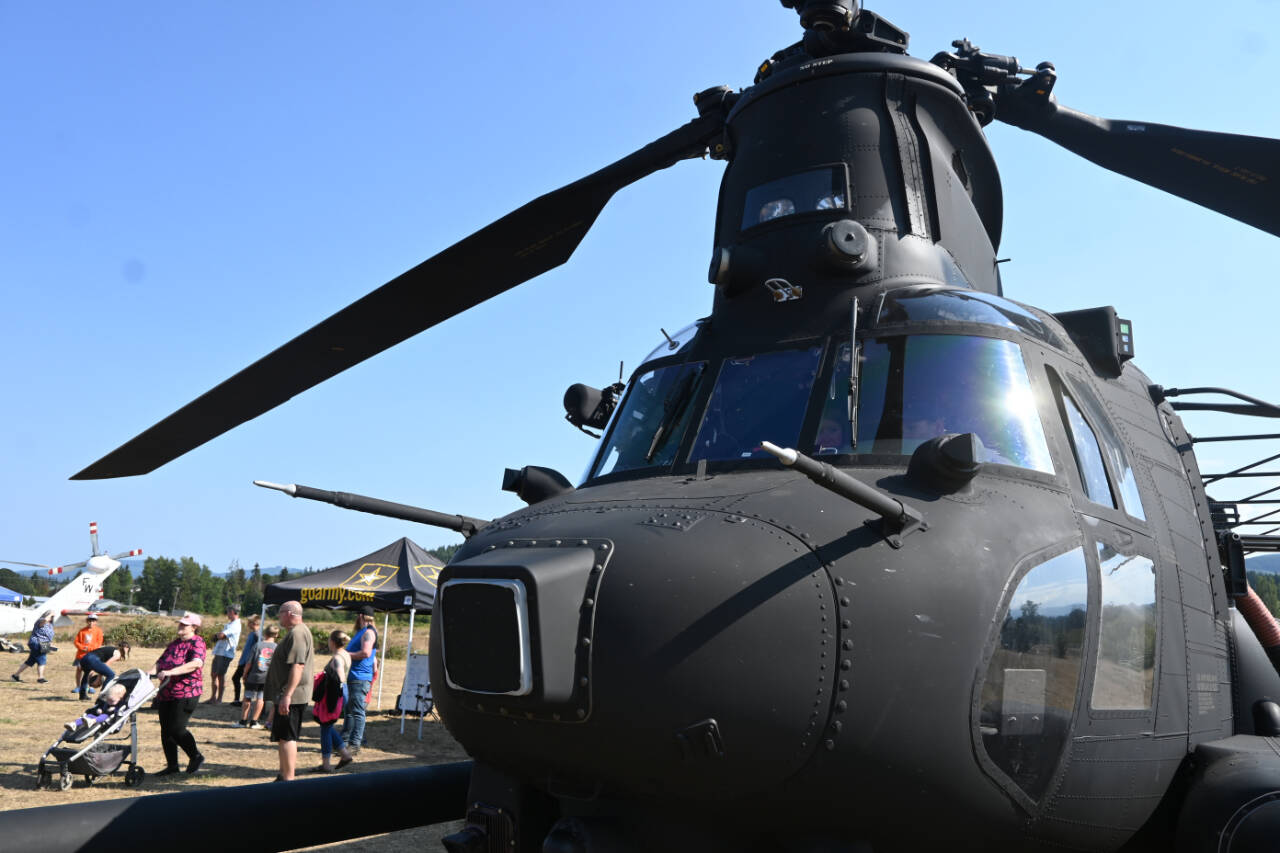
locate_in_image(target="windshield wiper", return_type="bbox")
[646,364,704,463]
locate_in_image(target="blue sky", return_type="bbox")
[2,1,1277,574]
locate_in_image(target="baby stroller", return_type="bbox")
[36,668,156,791]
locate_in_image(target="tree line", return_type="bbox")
[2,541,464,614]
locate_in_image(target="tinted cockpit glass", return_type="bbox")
[592,362,706,478]
[691,345,824,462]
[741,167,847,230]
[876,288,1065,349]
[814,336,1054,473]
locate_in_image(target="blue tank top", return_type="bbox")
[346,626,377,680]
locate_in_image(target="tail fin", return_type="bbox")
[44,564,116,616]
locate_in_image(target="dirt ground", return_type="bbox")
[0,620,468,851]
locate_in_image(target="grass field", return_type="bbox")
[1,615,468,852]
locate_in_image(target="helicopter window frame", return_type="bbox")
[973,539,1096,811]
[738,163,852,234]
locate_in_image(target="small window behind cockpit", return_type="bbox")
[812,336,1054,473]
[741,167,848,230]
[691,345,823,462]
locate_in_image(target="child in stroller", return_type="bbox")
[37,668,156,791]
[64,683,128,735]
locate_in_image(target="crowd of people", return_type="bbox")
[9,601,383,783]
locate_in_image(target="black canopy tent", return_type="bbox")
[263,537,444,708]
[263,537,441,613]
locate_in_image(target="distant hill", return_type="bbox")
[1246,554,1280,574]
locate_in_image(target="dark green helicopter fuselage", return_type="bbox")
[431,50,1240,852]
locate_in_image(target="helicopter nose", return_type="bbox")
[433,513,836,800]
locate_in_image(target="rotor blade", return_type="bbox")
[48,560,88,575]
[0,560,55,570]
[73,110,728,480]
[108,549,143,561]
[1001,104,1279,236]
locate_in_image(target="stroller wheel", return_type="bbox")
[124,766,145,787]
[58,771,72,792]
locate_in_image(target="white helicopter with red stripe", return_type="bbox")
[0,522,142,635]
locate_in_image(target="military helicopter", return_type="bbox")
[16,0,1280,851]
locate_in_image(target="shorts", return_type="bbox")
[210,655,233,676]
[244,687,264,701]
[23,650,46,667]
[270,704,304,743]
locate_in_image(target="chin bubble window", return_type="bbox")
[978,546,1089,802]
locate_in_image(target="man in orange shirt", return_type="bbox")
[72,613,104,696]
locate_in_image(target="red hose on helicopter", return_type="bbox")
[1236,583,1280,649]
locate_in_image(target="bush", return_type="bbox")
[105,617,185,649]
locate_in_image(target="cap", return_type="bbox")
[85,613,99,620]
[177,612,203,628]
[359,605,376,617]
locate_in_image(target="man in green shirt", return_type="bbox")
[263,600,313,781]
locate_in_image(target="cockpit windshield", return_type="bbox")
[812,336,1054,473]
[690,345,824,462]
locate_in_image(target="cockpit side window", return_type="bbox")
[690,345,824,463]
[812,335,1054,473]
[1054,378,1117,509]
[591,361,707,478]
[1063,375,1146,522]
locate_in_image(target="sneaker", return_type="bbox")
[336,755,354,770]
[86,688,96,695]
[234,720,246,728]
[154,766,181,778]
[37,678,49,683]
[248,721,263,730]
[186,754,204,774]
[10,674,19,682]
[70,688,79,694]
